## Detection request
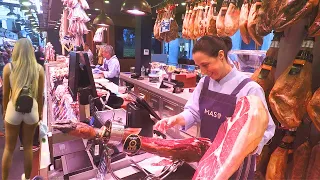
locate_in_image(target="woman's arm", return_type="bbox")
[2,64,11,119]
[37,67,45,120]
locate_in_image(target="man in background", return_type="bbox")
[84,43,94,65]
[99,45,120,85]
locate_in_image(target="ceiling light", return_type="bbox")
[22,0,32,6]
[95,8,100,11]
[93,11,114,27]
[181,2,186,6]
[121,0,151,16]
[105,0,110,4]
[88,13,91,16]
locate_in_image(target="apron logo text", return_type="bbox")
[204,109,222,119]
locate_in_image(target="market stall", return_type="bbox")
[37,0,320,179]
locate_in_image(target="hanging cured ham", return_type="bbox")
[306,142,320,179]
[247,0,263,46]
[273,0,319,32]
[290,141,312,180]
[307,88,320,131]
[309,4,320,37]
[266,132,295,179]
[269,38,314,129]
[251,32,281,99]
[216,0,228,36]
[182,4,190,39]
[206,0,217,36]
[224,0,241,36]
[239,0,250,44]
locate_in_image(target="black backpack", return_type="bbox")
[10,63,34,113]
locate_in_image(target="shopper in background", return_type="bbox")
[1,38,45,180]
[154,36,275,179]
[35,46,45,67]
[99,45,120,85]
[84,43,94,65]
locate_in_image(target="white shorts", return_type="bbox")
[5,99,39,125]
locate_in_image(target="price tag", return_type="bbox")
[94,145,100,156]
[160,19,171,33]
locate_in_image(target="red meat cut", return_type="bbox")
[193,95,269,180]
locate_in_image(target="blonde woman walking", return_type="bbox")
[1,38,45,180]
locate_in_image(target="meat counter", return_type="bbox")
[44,63,197,179]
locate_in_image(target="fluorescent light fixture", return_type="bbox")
[181,2,186,6]
[105,0,110,4]
[95,8,100,11]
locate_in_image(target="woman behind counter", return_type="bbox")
[155,36,275,179]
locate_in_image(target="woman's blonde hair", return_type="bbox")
[10,38,39,105]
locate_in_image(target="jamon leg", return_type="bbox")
[307,88,320,131]
[239,0,250,44]
[193,96,269,180]
[248,0,263,46]
[52,121,211,162]
[224,0,240,36]
[290,141,311,180]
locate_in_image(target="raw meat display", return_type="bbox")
[216,0,228,36]
[248,0,263,46]
[224,0,241,36]
[306,142,320,179]
[266,133,295,180]
[239,0,251,44]
[290,141,311,180]
[153,3,179,42]
[192,95,269,180]
[307,88,320,131]
[61,0,90,46]
[269,38,314,129]
[251,32,281,98]
[254,145,271,180]
[51,121,212,162]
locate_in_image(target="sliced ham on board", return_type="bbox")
[193,95,269,180]
[269,38,314,129]
[247,0,263,46]
[216,0,229,36]
[224,0,241,36]
[239,0,251,44]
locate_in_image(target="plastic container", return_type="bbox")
[228,50,266,73]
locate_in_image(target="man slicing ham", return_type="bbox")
[154,36,275,179]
